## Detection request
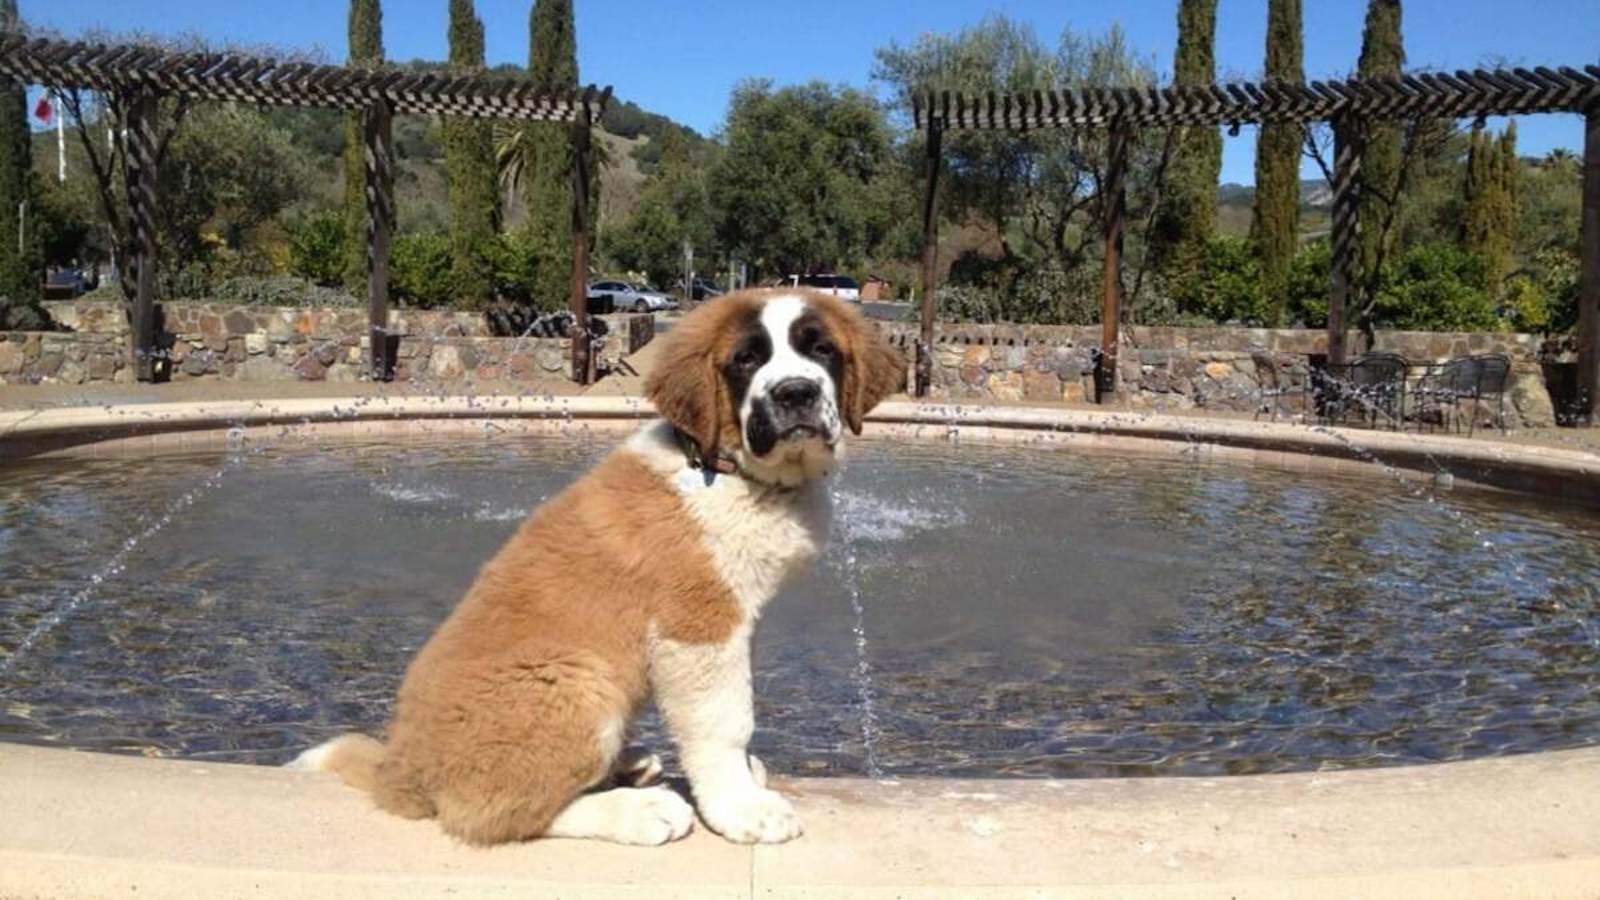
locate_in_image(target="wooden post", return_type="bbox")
[1328,115,1364,367]
[124,90,159,383]
[363,100,395,381]
[916,109,943,398]
[1578,107,1600,425]
[1096,122,1129,403]
[570,107,594,385]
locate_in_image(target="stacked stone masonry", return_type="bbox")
[0,302,653,386]
[875,322,1561,428]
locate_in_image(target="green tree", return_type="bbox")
[873,16,1159,318]
[519,0,580,311]
[1148,0,1221,295]
[711,81,896,279]
[343,0,387,293]
[1461,121,1518,300]
[1356,0,1404,286]
[0,0,42,320]
[443,0,498,309]
[606,128,714,289]
[1250,0,1303,326]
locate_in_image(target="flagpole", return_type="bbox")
[55,91,65,183]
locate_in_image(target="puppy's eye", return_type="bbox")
[734,349,761,368]
[810,341,836,360]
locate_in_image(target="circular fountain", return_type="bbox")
[1,396,1598,897]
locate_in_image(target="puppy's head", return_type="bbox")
[645,290,905,487]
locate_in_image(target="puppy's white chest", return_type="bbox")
[682,476,830,618]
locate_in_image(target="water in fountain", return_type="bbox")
[0,424,260,680]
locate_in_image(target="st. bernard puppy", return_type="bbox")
[291,289,904,846]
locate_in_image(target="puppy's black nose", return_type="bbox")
[770,378,821,409]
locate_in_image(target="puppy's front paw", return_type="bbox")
[699,787,803,844]
[612,785,696,846]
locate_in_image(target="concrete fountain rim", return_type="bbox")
[1,394,1598,898]
[2,395,1597,501]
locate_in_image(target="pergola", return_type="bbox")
[0,35,612,383]
[912,65,1600,422]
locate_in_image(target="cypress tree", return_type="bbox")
[1461,121,1517,300]
[0,0,40,318]
[1251,0,1304,326]
[524,0,580,312]
[342,0,387,293]
[1150,0,1222,301]
[1356,0,1404,285]
[444,0,498,309]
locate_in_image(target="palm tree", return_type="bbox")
[494,121,610,203]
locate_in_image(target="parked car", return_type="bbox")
[777,273,861,302]
[43,267,92,299]
[587,280,680,313]
[678,277,724,301]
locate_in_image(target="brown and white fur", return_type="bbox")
[290,290,904,846]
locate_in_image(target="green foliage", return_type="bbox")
[1250,0,1303,326]
[202,275,359,308]
[1500,275,1549,333]
[1148,0,1221,293]
[875,17,1156,276]
[444,0,499,310]
[286,211,347,287]
[1182,237,1268,324]
[936,254,1099,324]
[343,0,386,293]
[1285,241,1332,327]
[485,226,542,305]
[1357,0,1405,281]
[390,231,454,308]
[1528,246,1580,333]
[712,81,897,278]
[159,105,310,261]
[1372,242,1498,332]
[517,0,581,312]
[1462,123,1518,299]
[606,128,714,287]
[0,0,40,309]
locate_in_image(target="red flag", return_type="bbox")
[33,95,53,124]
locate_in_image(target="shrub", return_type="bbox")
[1285,241,1331,327]
[486,227,542,306]
[208,275,360,308]
[1182,237,1267,325]
[390,231,454,309]
[1372,243,1498,332]
[1500,275,1550,333]
[286,212,347,287]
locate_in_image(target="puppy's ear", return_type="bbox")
[645,317,724,458]
[841,317,907,435]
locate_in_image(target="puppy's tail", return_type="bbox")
[287,733,386,794]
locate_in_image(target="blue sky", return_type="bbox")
[28,0,1600,184]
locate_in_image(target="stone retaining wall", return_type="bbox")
[4,301,653,386]
[877,322,1559,427]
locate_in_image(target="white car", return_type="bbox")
[777,274,861,302]
[587,281,680,313]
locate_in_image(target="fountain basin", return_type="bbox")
[2,397,1598,896]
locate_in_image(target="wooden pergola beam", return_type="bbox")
[1097,122,1130,403]
[915,107,943,397]
[0,36,610,123]
[917,67,1600,131]
[0,34,617,386]
[363,99,394,381]
[1580,106,1600,423]
[569,92,596,386]
[1327,115,1364,367]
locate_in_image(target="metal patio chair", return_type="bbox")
[1414,354,1511,436]
[1313,353,1410,430]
